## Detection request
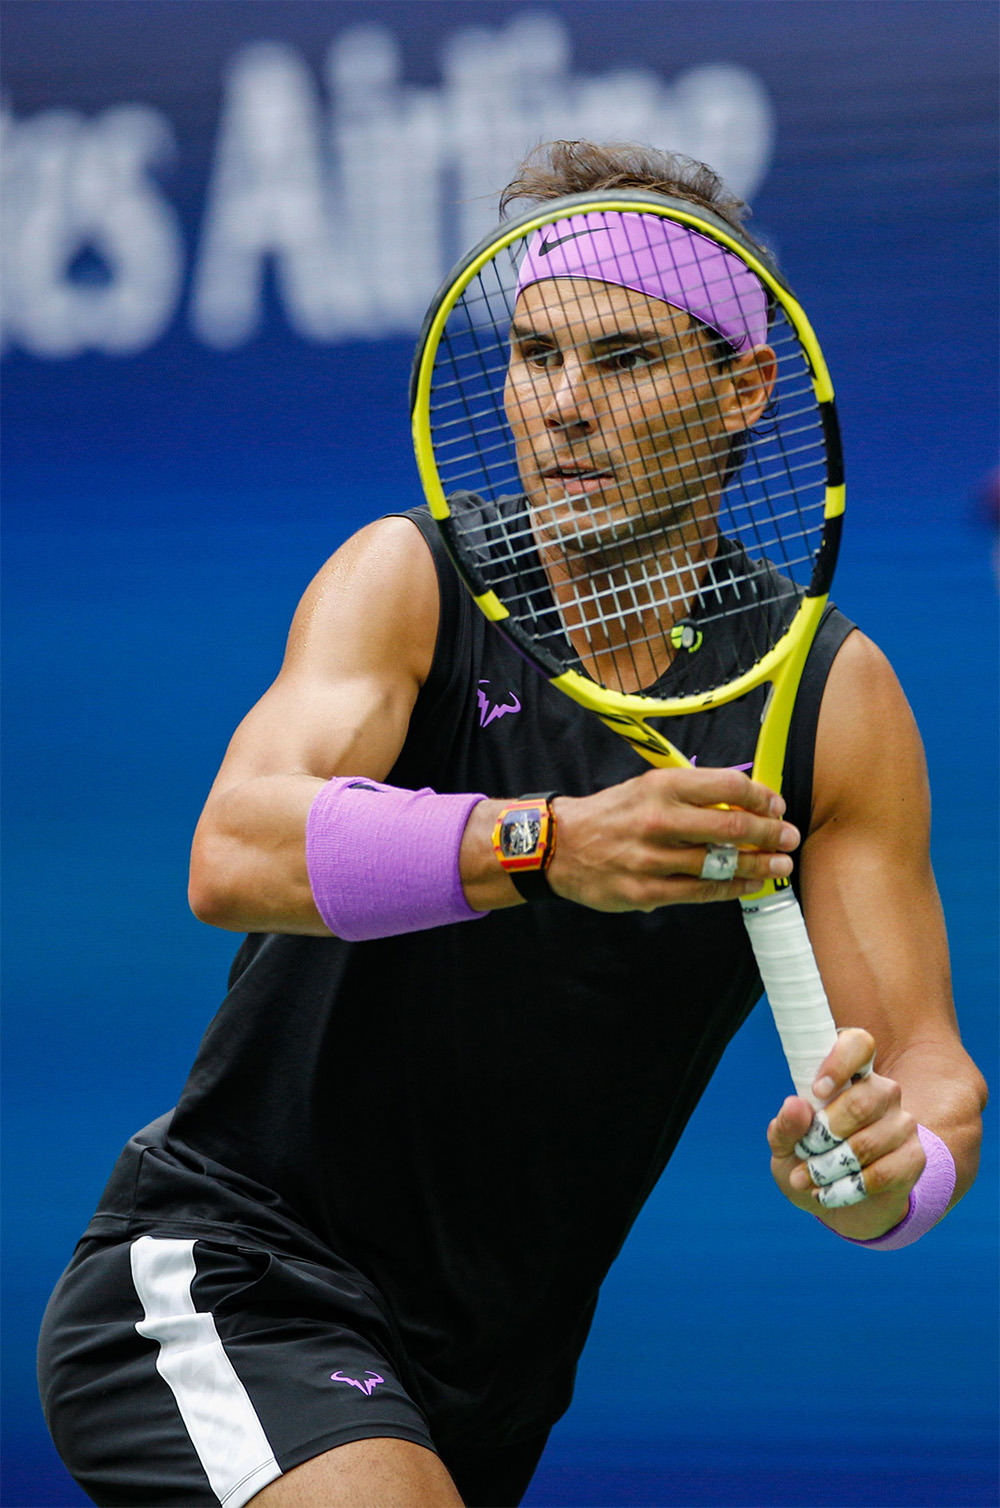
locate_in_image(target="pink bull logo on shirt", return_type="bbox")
[330,1369,385,1396]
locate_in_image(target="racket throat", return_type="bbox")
[596,712,691,768]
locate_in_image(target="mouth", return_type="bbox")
[540,463,615,497]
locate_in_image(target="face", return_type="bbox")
[504,278,775,561]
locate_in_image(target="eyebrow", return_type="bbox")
[509,321,675,352]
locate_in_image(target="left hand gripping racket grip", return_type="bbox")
[740,891,839,1107]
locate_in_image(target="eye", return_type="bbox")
[517,341,560,370]
[601,345,656,372]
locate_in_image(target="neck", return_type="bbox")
[538,524,719,694]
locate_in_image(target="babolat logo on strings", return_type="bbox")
[669,620,703,652]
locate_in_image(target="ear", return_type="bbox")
[722,346,777,433]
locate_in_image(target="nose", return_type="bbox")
[543,359,597,434]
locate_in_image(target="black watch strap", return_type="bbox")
[509,792,560,901]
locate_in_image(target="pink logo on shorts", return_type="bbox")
[330,1369,385,1396]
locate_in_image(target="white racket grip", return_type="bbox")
[740,891,839,1107]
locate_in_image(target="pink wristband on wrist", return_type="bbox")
[841,1124,956,1251]
[306,777,488,941]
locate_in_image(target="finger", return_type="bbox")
[815,1169,868,1209]
[796,1107,917,1190]
[837,1026,876,1084]
[633,844,793,892]
[646,806,800,860]
[817,1074,903,1146]
[768,1095,817,1158]
[812,1129,925,1209]
[643,874,781,908]
[795,1108,843,1159]
[810,1026,877,1102]
[795,1097,905,1168]
[696,808,800,856]
[697,844,793,884]
[665,766,785,817]
[641,770,800,854]
[804,1139,863,1188]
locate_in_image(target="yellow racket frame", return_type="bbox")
[411,194,845,897]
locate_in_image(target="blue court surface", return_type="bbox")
[2,3,997,1505]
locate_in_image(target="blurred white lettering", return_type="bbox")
[2,13,775,356]
[192,43,352,347]
[1,105,183,357]
[325,26,445,334]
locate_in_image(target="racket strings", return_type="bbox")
[427,219,828,698]
[458,506,799,691]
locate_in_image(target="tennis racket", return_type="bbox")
[410,189,844,1108]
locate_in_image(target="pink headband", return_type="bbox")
[515,210,769,352]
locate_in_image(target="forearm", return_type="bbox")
[189,773,329,934]
[190,778,521,936]
[191,766,800,937]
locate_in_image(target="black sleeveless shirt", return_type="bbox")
[86,507,855,1448]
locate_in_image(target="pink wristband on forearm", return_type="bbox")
[841,1125,956,1251]
[306,777,488,941]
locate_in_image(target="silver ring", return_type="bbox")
[700,843,739,881]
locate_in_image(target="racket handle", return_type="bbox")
[740,890,839,1107]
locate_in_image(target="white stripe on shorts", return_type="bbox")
[130,1236,282,1508]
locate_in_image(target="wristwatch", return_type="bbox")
[491,791,559,901]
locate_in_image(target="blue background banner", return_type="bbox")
[3,4,997,1505]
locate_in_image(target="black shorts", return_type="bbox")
[38,1234,549,1508]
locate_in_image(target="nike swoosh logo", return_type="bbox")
[537,228,594,256]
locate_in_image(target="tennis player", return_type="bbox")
[38,141,986,1508]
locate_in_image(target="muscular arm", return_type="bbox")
[189,516,802,936]
[769,630,987,1237]
[188,517,441,933]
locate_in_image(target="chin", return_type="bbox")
[529,493,651,561]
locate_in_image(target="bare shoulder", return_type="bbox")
[283,513,440,688]
[811,628,929,838]
[199,515,441,795]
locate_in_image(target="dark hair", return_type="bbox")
[500,139,768,258]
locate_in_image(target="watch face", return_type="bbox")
[499,807,542,859]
